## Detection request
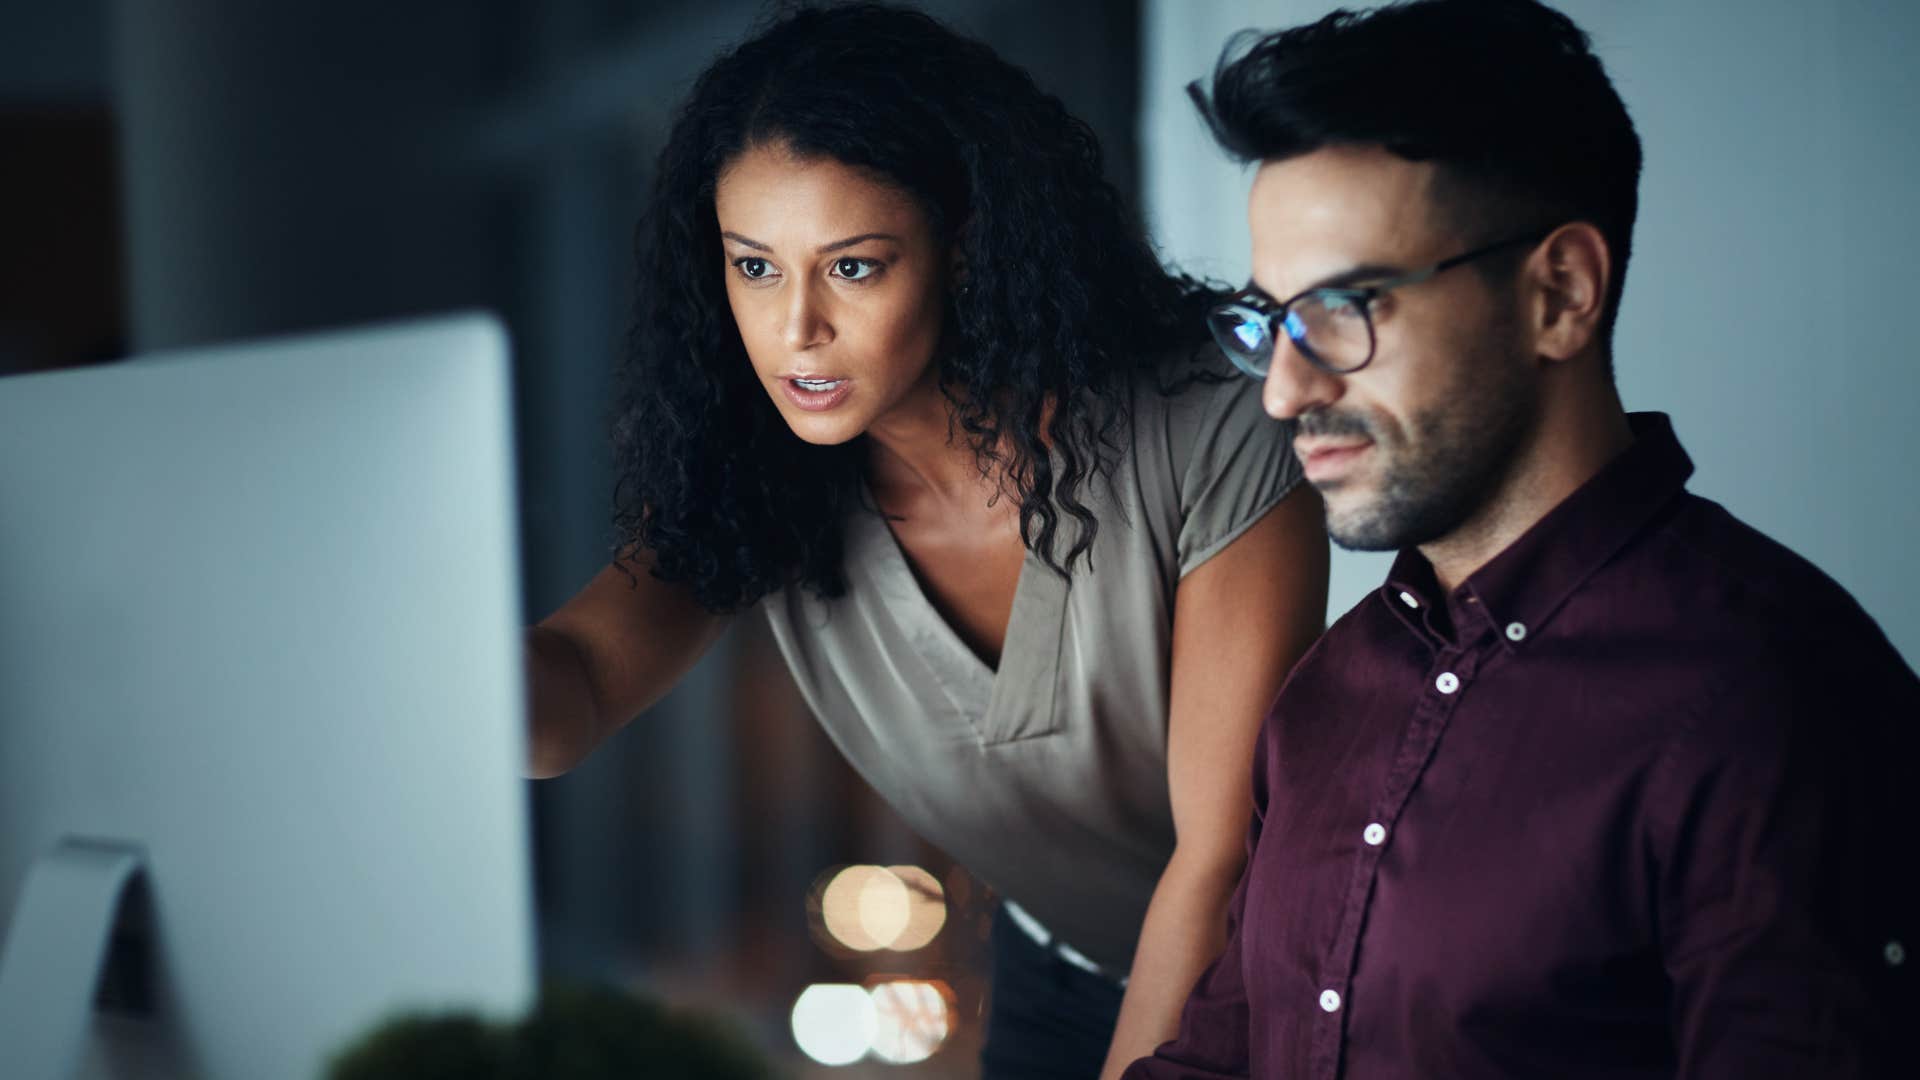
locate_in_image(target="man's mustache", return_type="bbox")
[1295,409,1374,441]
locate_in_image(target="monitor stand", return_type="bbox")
[0,839,147,1080]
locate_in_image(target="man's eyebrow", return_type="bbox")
[718,231,903,254]
[1248,262,1410,302]
[1298,262,1407,293]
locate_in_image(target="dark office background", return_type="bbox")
[0,1,1142,1073]
[21,2,1916,1074]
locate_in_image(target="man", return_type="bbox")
[1126,1,1918,1077]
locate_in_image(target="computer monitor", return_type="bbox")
[0,314,536,1078]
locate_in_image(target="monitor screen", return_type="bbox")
[0,314,535,1078]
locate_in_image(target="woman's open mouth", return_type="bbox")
[782,377,852,411]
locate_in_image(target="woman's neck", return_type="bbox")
[863,366,991,504]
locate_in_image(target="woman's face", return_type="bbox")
[714,143,950,446]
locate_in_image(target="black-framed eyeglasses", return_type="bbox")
[1206,228,1553,378]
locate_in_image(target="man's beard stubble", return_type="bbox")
[1306,339,1539,553]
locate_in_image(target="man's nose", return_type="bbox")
[1263,336,1343,420]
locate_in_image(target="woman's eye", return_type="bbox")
[830,257,879,282]
[734,257,774,280]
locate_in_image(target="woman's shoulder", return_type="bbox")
[1120,344,1270,472]
[1114,341,1302,576]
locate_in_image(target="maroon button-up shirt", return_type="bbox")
[1128,414,1918,1079]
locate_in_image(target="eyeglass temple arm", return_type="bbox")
[1352,230,1553,296]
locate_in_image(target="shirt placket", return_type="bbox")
[1307,643,1483,1079]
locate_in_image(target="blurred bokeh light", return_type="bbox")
[869,979,955,1065]
[814,864,948,953]
[791,983,879,1066]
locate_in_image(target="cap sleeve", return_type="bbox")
[1173,370,1303,577]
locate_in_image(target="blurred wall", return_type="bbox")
[0,0,122,374]
[1143,0,1920,667]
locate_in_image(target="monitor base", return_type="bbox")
[0,839,146,1080]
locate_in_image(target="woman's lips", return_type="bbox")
[781,376,852,412]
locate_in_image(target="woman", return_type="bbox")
[526,5,1327,1076]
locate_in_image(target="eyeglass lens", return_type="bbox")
[1209,291,1376,376]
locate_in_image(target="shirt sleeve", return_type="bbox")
[1651,631,1919,1079]
[1173,370,1303,578]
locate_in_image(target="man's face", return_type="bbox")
[1246,145,1540,552]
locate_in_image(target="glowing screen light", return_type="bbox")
[869,980,954,1064]
[791,983,877,1065]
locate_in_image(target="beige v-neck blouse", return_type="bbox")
[758,357,1302,971]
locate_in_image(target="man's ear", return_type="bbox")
[1528,221,1611,363]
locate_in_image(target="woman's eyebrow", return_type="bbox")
[719,231,902,254]
[815,232,900,254]
[720,231,771,251]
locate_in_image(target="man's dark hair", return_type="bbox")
[1191,0,1642,347]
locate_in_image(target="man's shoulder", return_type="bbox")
[1625,492,1916,715]
[1289,586,1427,686]
[1633,495,1887,648]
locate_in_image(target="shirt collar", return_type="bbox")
[1380,412,1693,649]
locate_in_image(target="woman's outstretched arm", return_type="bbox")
[524,557,730,778]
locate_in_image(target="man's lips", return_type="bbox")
[1296,438,1374,481]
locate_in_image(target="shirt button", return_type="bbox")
[1505,621,1527,642]
[1435,672,1460,694]
[1319,989,1342,1013]
[1363,823,1387,846]
[1889,940,1908,967]
[1398,590,1420,609]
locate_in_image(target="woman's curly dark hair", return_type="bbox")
[614,1,1217,612]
